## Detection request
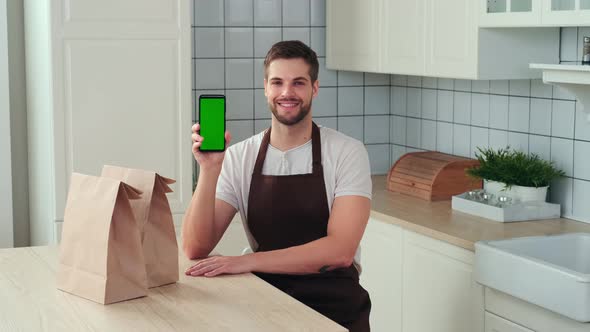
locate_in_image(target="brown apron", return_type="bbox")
[247,122,371,332]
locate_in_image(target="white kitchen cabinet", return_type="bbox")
[484,287,590,332]
[359,217,403,332]
[24,0,192,245]
[542,0,590,26]
[479,0,543,27]
[485,312,534,332]
[402,230,484,332]
[325,0,381,73]
[382,1,426,75]
[328,0,559,79]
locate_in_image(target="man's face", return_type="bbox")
[264,58,319,126]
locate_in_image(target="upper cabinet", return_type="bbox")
[480,0,590,27]
[326,0,381,73]
[327,0,560,79]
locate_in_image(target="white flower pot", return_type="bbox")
[483,180,548,202]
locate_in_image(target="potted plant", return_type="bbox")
[466,147,566,202]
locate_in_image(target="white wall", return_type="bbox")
[1,0,15,248]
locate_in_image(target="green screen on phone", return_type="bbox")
[199,95,226,151]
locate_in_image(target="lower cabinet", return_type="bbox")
[485,312,534,332]
[362,216,484,332]
[402,230,484,332]
[360,218,403,332]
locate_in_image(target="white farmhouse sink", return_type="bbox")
[474,233,590,322]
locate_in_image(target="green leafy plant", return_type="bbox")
[466,147,566,188]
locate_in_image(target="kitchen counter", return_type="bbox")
[370,175,590,251]
[0,246,345,332]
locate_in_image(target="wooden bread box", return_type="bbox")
[387,151,482,201]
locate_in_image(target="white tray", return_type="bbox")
[452,193,561,222]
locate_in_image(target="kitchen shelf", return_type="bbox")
[530,63,590,120]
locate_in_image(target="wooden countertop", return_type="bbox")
[0,246,345,332]
[370,175,590,251]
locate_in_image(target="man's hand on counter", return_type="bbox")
[185,254,256,277]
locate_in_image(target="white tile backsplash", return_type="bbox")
[509,79,530,97]
[226,89,254,120]
[407,88,422,118]
[313,87,337,117]
[421,120,437,151]
[338,87,363,116]
[225,59,254,88]
[573,179,590,223]
[471,93,490,127]
[282,27,310,45]
[454,92,471,125]
[529,134,551,162]
[574,140,590,181]
[318,58,337,87]
[391,87,407,116]
[551,100,575,139]
[489,95,509,130]
[310,28,325,57]
[192,1,590,224]
[421,89,437,120]
[406,118,421,148]
[470,127,489,158]
[282,0,310,26]
[225,28,254,57]
[453,124,470,157]
[254,28,281,57]
[195,28,224,57]
[365,116,390,144]
[391,115,406,145]
[310,0,326,26]
[338,116,363,142]
[529,98,552,136]
[551,137,574,177]
[225,0,253,26]
[508,132,529,153]
[508,96,530,133]
[436,122,453,154]
[338,71,364,86]
[195,0,224,26]
[195,59,224,89]
[437,90,453,122]
[254,0,281,26]
[364,87,390,115]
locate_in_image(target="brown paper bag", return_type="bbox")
[101,165,179,288]
[57,173,148,304]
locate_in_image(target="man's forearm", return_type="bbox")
[248,235,357,275]
[182,168,221,259]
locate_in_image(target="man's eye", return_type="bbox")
[271,81,281,85]
[294,81,304,86]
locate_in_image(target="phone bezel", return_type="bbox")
[198,94,226,152]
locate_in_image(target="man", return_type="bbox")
[183,40,372,331]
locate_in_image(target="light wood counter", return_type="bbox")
[0,246,345,332]
[370,175,590,251]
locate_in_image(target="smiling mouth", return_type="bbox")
[277,100,301,109]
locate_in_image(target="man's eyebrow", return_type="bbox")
[293,77,309,81]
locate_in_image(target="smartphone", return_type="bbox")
[198,94,226,152]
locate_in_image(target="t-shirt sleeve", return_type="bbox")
[215,148,240,211]
[334,140,372,200]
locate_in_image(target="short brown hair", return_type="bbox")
[263,40,319,82]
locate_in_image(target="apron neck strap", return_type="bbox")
[253,122,323,175]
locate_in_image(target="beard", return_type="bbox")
[269,97,312,126]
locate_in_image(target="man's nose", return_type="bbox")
[280,84,296,97]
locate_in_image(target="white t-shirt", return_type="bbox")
[216,125,372,268]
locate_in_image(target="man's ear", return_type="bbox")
[264,79,268,96]
[312,80,319,98]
